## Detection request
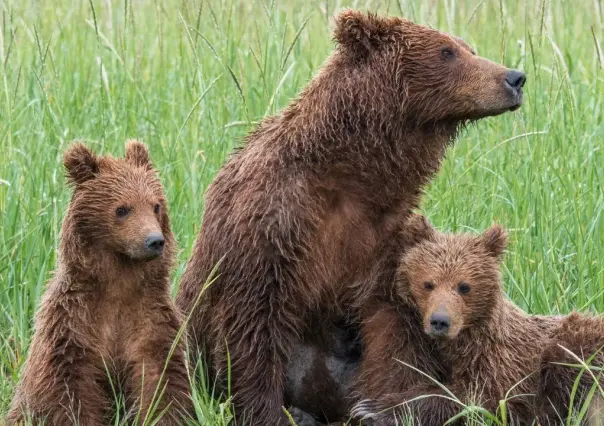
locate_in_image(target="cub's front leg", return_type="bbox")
[353,301,447,408]
[352,385,464,426]
[125,305,193,425]
[7,294,111,426]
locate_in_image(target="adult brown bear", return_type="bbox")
[176,10,525,425]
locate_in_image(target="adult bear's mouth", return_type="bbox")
[498,91,523,114]
[509,101,522,112]
[510,89,524,110]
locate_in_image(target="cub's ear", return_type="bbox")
[333,10,403,56]
[402,213,436,245]
[395,255,417,304]
[64,142,99,186]
[125,139,152,169]
[480,225,508,259]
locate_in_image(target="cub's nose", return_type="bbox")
[429,312,451,336]
[504,70,526,90]
[144,232,165,256]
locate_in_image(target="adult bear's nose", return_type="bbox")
[505,70,526,90]
[144,232,165,256]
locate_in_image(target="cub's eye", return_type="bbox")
[154,204,160,214]
[116,206,130,218]
[458,282,471,295]
[423,281,435,291]
[441,47,455,60]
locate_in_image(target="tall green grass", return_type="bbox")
[0,0,602,423]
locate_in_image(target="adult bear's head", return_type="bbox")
[333,10,525,125]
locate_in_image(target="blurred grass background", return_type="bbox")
[0,0,602,422]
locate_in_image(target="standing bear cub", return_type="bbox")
[176,9,526,425]
[353,221,604,425]
[8,141,193,426]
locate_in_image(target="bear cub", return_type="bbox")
[354,219,604,425]
[8,141,193,426]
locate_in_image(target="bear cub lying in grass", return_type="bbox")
[8,141,192,426]
[354,217,604,426]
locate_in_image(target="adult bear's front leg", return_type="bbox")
[212,289,305,426]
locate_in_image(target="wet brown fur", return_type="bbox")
[539,314,604,425]
[284,214,441,426]
[8,142,193,426]
[176,10,524,425]
[353,222,604,425]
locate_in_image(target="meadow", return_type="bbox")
[0,0,602,424]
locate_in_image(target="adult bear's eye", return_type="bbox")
[458,282,471,294]
[423,281,435,291]
[154,204,160,214]
[116,206,130,218]
[441,47,455,60]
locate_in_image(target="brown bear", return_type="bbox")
[7,141,193,426]
[352,221,604,426]
[176,9,526,425]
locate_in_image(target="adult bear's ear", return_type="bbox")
[64,142,99,186]
[125,139,152,170]
[333,10,403,57]
[480,225,508,259]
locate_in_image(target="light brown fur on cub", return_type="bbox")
[353,221,603,425]
[8,142,192,426]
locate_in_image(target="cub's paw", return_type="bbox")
[351,399,380,420]
[351,399,397,426]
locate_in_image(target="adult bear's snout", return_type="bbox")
[503,69,525,111]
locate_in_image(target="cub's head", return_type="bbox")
[333,10,525,123]
[63,140,173,262]
[397,223,508,339]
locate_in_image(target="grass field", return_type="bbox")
[0,0,603,424]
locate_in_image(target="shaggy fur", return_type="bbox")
[539,315,604,425]
[8,142,192,426]
[284,214,439,426]
[176,9,525,425]
[353,222,604,426]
